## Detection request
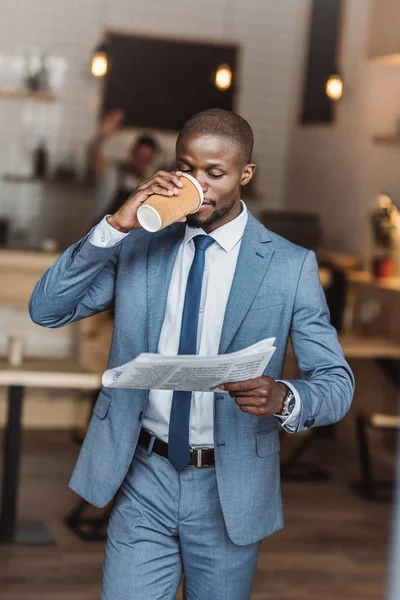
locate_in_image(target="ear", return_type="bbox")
[240,164,256,187]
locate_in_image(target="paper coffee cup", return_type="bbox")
[137,173,203,232]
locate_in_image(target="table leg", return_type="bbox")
[0,385,53,545]
[0,386,23,542]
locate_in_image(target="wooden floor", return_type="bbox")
[0,425,394,600]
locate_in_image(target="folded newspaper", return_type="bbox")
[102,338,276,393]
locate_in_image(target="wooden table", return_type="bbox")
[0,358,101,545]
[346,269,400,292]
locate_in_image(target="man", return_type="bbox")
[88,108,159,220]
[30,109,354,599]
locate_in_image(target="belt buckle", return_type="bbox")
[191,447,209,468]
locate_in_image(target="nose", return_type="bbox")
[192,170,208,193]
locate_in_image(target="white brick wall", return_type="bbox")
[0,0,307,211]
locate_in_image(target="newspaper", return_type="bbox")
[102,338,277,392]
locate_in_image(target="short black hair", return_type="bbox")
[131,135,159,153]
[177,108,254,164]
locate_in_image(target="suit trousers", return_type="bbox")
[101,441,261,600]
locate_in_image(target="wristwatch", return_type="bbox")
[280,388,296,417]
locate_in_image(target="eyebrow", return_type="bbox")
[178,158,225,169]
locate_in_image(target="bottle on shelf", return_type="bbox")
[37,55,49,91]
[33,139,49,179]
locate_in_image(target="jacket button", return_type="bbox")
[304,417,315,428]
[138,411,143,421]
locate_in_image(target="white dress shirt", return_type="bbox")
[90,203,301,446]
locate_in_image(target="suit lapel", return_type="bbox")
[147,224,185,353]
[219,214,274,354]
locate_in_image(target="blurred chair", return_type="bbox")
[260,210,322,250]
[353,355,400,501]
[354,412,400,501]
[318,261,347,331]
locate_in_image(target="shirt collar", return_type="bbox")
[183,200,248,253]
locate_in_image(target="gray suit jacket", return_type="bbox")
[29,212,354,545]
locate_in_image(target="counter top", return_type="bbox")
[0,358,101,389]
[0,249,60,271]
[347,269,400,292]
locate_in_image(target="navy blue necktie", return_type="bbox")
[168,235,215,471]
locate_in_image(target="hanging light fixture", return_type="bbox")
[326,73,343,101]
[91,41,108,77]
[215,64,232,91]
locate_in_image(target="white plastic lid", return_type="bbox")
[137,204,162,232]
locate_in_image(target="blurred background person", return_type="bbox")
[88,109,160,222]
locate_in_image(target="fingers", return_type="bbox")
[237,405,272,417]
[138,171,184,196]
[228,389,267,398]
[149,182,178,197]
[221,377,269,395]
[115,169,187,230]
[112,109,124,122]
[151,171,184,189]
[234,395,273,417]
[234,396,266,408]
[138,180,177,197]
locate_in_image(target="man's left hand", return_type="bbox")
[220,377,287,417]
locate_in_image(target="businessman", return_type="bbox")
[30,108,354,600]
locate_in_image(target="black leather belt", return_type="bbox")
[138,429,215,468]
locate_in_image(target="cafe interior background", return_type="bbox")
[1,0,400,598]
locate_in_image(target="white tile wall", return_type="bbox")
[0,0,306,211]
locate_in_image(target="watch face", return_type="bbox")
[283,391,295,415]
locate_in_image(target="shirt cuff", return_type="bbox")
[89,215,130,248]
[274,380,301,433]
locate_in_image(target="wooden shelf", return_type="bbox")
[0,87,57,102]
[372,135,400,147]
[3,174,38,183]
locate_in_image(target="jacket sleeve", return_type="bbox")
[283,250,355,432]
[29,231,121,328]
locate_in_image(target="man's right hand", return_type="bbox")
[107,171,185,233]
[89,109,125,176]
[98,109,125,138]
